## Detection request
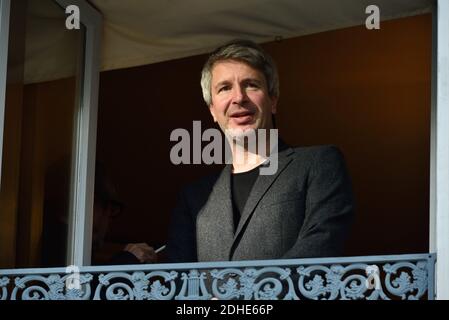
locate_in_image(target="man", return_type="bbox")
[167,39,354,262]
[91,162,157,265]
[42,160,157,266]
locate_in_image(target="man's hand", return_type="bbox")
[124,243,157,263]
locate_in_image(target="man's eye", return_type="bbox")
[246,82,260,89]
[218,86,230,93]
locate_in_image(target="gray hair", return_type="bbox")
[200,39,279,106]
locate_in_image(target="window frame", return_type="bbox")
[0,0,103,267]
[0,0,448,299]
[53,0,103,266]
[429,0,449,299]
[0,0,10,183]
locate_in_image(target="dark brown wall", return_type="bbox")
[97,14,431,257]
[267,15,431,255]
[96,53,217,250]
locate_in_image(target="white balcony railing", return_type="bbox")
[0,253,435,300]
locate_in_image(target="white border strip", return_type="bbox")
[434,0,449,300]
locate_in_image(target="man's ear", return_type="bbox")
[271,96,278,114]
[209,105,218,122]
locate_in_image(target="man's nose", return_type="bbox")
[231,85,248,105]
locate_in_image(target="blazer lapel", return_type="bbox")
[197,141,295,261]
[232,146,294,252]
[196,164,235,261]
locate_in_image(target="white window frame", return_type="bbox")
[0,0,102,267]
[0,0,10,183]
[1,0,448,298]
[53,0,102,266]
[430,0,449,300]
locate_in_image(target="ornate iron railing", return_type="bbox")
[0,253,435,300]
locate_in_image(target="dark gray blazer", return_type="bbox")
[167,144,354,262]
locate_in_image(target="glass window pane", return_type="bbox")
[0,0,85,268]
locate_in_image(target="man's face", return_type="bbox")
[92,200,111,250]
[209,60,277,135]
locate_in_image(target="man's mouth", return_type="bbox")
[230,111,255,125]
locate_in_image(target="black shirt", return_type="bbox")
[231,166,260,231]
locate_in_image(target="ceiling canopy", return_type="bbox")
[24,0,433,83]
